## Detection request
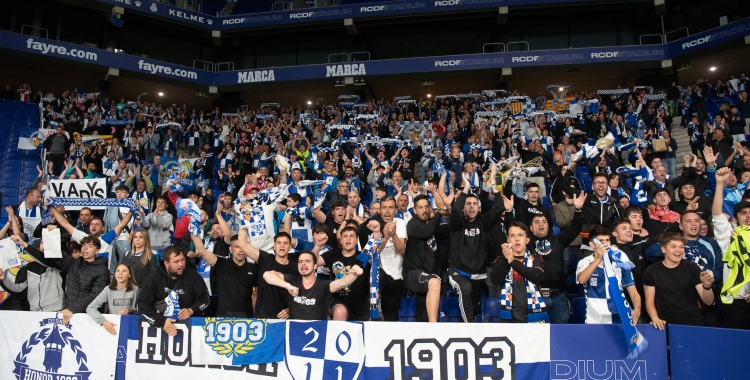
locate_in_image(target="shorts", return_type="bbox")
[405,268,441,295]
[331,298,370,321]
[187,145,200,155]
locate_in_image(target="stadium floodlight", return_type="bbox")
[427,94,432,98]
[158,92,164,96]
[710,67,717,71]
[307,101,312,105]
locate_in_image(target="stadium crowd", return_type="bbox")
[1,74,750,339]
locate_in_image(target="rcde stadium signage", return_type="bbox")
[97,0,599,30]
[2,19,749,87]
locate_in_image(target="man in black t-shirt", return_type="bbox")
[404,195,447,322]
[313,201,348,247]
[192,234,257,318]
[263,251,363,320]
[316,226,370,321]
[643,232,715,329]
[237,229,299,319]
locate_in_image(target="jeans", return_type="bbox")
[664,157,676,179]
[542,292,570,324]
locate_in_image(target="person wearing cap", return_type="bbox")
[643,165,676,200]
[713,167,750,329]
[285,162,310,198]
[647,187,680,223]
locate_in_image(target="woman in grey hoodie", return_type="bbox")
[87,263,139,335]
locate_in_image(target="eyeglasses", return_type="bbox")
[593,181,608,185]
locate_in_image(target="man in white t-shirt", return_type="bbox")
[364,196,407,321]
[50,206,132,272]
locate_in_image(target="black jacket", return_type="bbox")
[506,208,584,290]
[28,247,109,313]
[137,266,210,328]
[448,193,504,274]
[404,213,442,277]
[581,191,621,229]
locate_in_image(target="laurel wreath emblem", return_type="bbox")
[203,318,263,358]
[13,325,88,379]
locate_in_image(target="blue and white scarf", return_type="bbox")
[593,239,648,359]
[355,237,383,320]
[234,185,288,238]
[47,197,143,231]
[499,249,549,323]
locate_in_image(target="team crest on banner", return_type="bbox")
[12,317,89,380]
[203,318,267,358]
[285,321,365,380]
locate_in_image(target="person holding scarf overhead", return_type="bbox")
[490,221,547,323]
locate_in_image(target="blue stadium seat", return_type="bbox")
[2,196,18,207]
[570,297,586,324]
[481,297,503,322]
[438,297,463,322]
[398,297,416,322]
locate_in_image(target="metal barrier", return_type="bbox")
[328,53,350,63]
[215,62,235,72]
[20,25,49,39]
[184,0,203,13]
[639,34,665,45]
[664,27,690,42]
[482,43,506,53]
[350,51,370,62]
[193,59,215,72]
[506,41,530,52]
[272,0,291,11]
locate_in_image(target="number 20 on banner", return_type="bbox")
[384,337,516,380]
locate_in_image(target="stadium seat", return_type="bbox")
[481,297,503,322]
[570,297,586,324]
[438,297,463,322]
[2,196,18,206]
[398,297,416,322]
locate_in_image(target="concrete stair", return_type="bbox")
[672,116,691,173]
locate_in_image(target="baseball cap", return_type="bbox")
[734,201,750,219]
[652,188,670,197]
[679,179,696,189]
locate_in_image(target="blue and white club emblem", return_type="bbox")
[13,317,90,380]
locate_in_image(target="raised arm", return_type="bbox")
[214,211,232,245]
[50,206,76,234]
[329,264,363,292]
[190,234,218,267]
[237,228,260,262]
[713,167,730,216]
[113,211,133,236]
